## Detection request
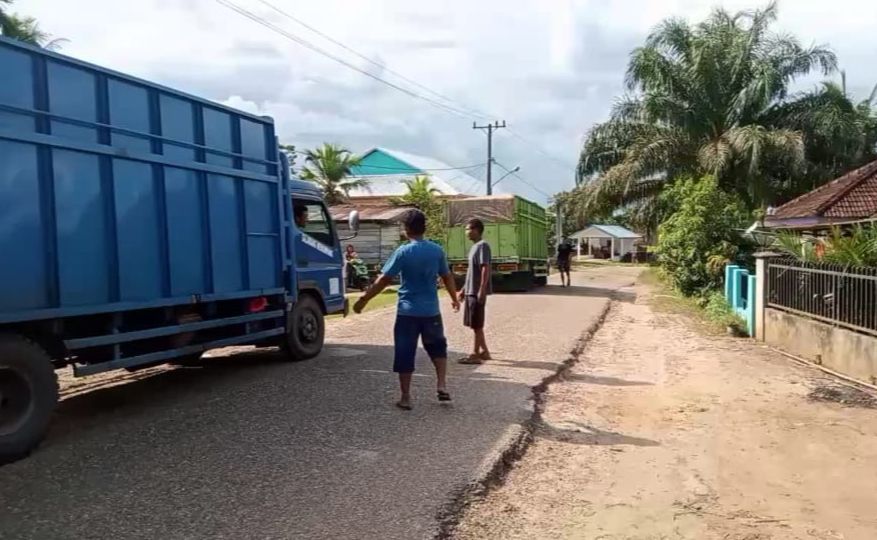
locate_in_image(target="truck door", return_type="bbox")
[292,199,345,313]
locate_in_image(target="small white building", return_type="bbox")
[569,225,642,261]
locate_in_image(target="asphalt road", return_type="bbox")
[0,266,640,540]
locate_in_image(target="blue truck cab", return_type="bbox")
[0,36,356,463]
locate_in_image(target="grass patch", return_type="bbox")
[571,259,646,268]
[328,287,455,320]
[641,267,745,336]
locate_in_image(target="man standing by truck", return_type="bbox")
[458,218,492,364]
[556,238,574,287]
[354,209,460,410]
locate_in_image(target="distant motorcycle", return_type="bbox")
[347,258,371,291]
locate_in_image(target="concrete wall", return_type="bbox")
[764,308,877,384]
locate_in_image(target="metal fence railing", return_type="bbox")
[766,258,877,337]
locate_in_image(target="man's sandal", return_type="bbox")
[437,390,452,402]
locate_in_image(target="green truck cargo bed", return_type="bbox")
[445,195,548,289]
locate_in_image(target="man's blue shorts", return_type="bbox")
[393,315,448,373]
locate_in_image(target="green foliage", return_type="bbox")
[0,0,63,48]
[774,226,877,267]
[655,176,749,296]
[572,2,875,222]
[546,191,579,251]
[703,291,747,330]
[823,226,877,267]
[279,144,297,171]
[300,143,365,205]
[390,175,446,243]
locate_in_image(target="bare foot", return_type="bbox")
[396,396,412,410]
[480,352,492,361]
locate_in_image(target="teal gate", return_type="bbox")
[725,265,756,336]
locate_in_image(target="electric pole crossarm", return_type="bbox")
[472,120,507,195]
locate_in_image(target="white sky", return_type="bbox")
[16,0,877,203]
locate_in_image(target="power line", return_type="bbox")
[352,163,487,173]
[473,120,507,195]
[288,149,485,172]
[214,0,475,119]
[240,0,579,176]
[219,0,579,186]
[253,0,492,121]
[494,160,552,198]
[503,128,579,171]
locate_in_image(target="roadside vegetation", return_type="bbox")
[560,2,877,312]
[0,0,63,48]
[299,143,366,205]
[641,268,746,335]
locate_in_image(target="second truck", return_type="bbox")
[445,195,548,291]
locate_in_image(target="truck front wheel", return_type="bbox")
[0,334,58,465]
[284,295,325,361]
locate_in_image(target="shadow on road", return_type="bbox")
[1,341,554,538]
[41,342,528,452]
[524,284,637,303]
[538,421,660,447]
[483,358,566,372]
[563,373,654,387]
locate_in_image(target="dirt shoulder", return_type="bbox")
[455,280,877,540]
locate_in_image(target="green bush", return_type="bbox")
[655,176,750,297]
[703,291,746,330]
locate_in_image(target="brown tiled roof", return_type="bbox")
[772,160,877,219]
[328,204,412,222]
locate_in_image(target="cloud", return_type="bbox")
[18,0,877,202]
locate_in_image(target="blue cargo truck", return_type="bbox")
[0,37,357,463]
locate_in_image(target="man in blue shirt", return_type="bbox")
[354,209,460,410]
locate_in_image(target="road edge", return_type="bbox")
[434,297,617,539]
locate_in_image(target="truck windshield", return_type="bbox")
[294,200,335,246]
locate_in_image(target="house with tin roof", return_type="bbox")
[346,147,490,202]
[569,224,643,261]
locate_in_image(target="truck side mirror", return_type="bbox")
[340,210,360,241]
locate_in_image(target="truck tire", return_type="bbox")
[0,334,58,465]
[284,295,324,361]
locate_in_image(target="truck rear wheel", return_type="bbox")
[284,295,324,361]
[0,334,58,465]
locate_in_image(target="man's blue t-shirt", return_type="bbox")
[381,240,450,317]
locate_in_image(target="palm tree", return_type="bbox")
[392,175,442,205]
[574,2,845,220]
[391,175,446,241]
[299,144,366,205]
[766,79,877,199]
[1,0,64,49]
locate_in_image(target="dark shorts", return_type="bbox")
[557,258,571,272]
[463,296,486,330]
[393,315,448,373]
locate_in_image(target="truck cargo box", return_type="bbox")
[0,36,286,322]
[445,195,548,290]
[446,195,547,262]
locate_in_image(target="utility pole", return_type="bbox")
[472,120,506,195]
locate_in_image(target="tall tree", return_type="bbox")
[279,144,298,173]
[573,2,857,220]
[391,175,446,242]
[299,143,366,205]
[0,0,63,48]
[767,79,877,199]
